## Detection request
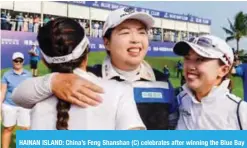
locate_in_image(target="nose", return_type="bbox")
[130,32,141,44]
[185,61,197,71]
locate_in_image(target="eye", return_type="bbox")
[197,57,205,62]
[184,56,190,61]
[119,29,130,35]
[139,30,147,34]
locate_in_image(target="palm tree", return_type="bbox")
[222,11,247,53]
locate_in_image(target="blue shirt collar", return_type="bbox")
[11,69,28,75]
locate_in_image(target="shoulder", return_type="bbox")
[2,70,13,78]
[225,93,243,104]
[98,79,133,102]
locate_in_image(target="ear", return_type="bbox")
[218,65,230,78]
[103,37,110,51]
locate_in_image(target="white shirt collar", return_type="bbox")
[102,56,156,82]
[182,79,230,104]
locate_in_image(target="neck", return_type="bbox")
[79,64,87,72]
[194,88,211,102]
[13,68,23,74]
[194,79,222,102]
[113,64,140,80]
[111,59,139,72]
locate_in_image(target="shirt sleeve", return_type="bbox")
[115,85,146,130]
[1,72,8,84]
[239,101,247,130]
[12,73,54,109]
[235,66,244,77]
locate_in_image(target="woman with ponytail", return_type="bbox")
[28,17,145,130]
[173,35,247,130]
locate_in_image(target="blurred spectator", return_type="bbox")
[232,57,247,101]
[16,13,24,31]
[6,12,12,30]
[1,52,32,148]
[1,12,8,30]
[93,21,99,38]
[85,20,90,36]
[82,20,87,29]
[23,14,29,32]
[28,16,34,32]
[98,21,103,38]
[33,15,40,33]
[176,60,183,78]
[9,13,16,31]
[163,65,170,80]
[28,44,40,77]
[43,15,50,24]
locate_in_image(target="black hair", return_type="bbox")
[218,60,233,92]
[103,28,114,56]
[37,17,89,130]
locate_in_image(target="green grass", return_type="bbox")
[0,51,244,148]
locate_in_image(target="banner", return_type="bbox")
[62,1,211,25]
[1,31,177,69]
[16,130,247,148]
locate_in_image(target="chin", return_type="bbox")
[187,82,200,91]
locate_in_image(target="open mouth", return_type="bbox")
[127,48,141,53]
[186,72,199,79]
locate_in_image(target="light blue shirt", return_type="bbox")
[30,47,40,61]
[1,69,32,106]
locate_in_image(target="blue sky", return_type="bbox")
[116,1,247,51]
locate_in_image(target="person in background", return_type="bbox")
[43,15,50,24]
[232,57,247,101]
[16,13,24,31]
[176,60,183,78]
[1,11,8,30]
[93,21,99,38]
[9,13,16,31]
[23,14,29,32]
[28,44,40,77]
[174,35,247,130]
[98,22,103,38]
[6,12,12,30]
[33,15,40,33]
[163,65,170,81]
[1,52,32,148]
[28,15,34,32]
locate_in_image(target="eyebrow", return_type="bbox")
[117,26,147,31]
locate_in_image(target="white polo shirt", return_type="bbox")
[30,68,145,130]
[176,80,247,130]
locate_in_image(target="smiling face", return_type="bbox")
[183,49,230,93]
[104,19,149,71]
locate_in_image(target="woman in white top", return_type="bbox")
[173,35,247,130]
[13,17,145,130]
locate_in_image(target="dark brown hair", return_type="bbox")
[37,17,89,130]
[218,60,233,92]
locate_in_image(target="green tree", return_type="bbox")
[222,11,247,53]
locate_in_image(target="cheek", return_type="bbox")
[198,65,219,81]
[109,36,128,52]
